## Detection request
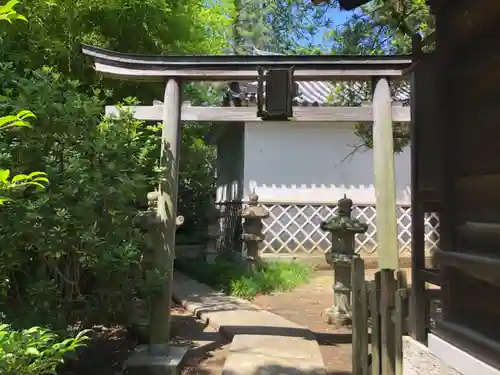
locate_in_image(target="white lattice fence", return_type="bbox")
[259,203,439,258]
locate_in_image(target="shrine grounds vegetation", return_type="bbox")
[175,257,312,299]
[0,0,230,373]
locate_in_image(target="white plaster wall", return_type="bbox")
[243,121,411,204]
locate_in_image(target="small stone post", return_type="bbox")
[240,191,269,265]
[320,195,368,326]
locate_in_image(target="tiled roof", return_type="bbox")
[232,47,410,108]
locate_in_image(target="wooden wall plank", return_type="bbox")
[410,51,436,343]
[454,174,500,223]
[438,0,500,55]
[352,257,368,375]
[434,0,500,360]
[380,269,396,375]
[395,288,406,375]
[369,273,381,375]
[411,53,439,197]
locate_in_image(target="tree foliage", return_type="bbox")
[0,0,48,204]
[322,0,434,152]
[0,0,233,102]
[0,65,161,328]
[0,2,93,372]
[327,0,434,54]
[233,0,339,54]
[0,0,231,332]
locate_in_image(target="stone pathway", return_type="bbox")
[172,271,326,375]
[252,269,413,375]
[253,271,353,375]
[170,303,231,375]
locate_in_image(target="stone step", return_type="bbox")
[172,271,326,375]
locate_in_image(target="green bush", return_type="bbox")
[0,64,218,331]
[175,258,311,299]
[177,120,216,233]
[0,64,160,329]
[0,325,89,375]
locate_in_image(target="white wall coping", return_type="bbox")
[428,333,500,375]
[215,200,412,206]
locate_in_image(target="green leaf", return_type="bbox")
[2,1,21,12]
[25,347,41,356]
[31,176,49,183]
[0,197,11,205]
[25,326,42,334]
[0,0,27,23]
[0,169,10,182]
[0,115,18,127]
[75,329,92,340]
[0,111,34,129]
[17,109,36,119]
[28,182,46,189]
[11,174,28,182]
[27,171,48,178]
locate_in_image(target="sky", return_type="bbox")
[311,6,358,46]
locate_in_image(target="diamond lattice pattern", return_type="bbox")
[259,203,439,257]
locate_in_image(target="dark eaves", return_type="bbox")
[311,0,371,11]
[338,0,371,10]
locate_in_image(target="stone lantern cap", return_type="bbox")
[241,190,269,219]
[320,195,368,234]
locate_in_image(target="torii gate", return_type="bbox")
[81,43,411,371]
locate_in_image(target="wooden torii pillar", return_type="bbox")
[124,78,187,372]
[147,79,182,356]
[372,77,399,271]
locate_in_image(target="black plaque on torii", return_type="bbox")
[256,66,296,121]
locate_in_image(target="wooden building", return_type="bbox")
[425,0,500,373]
[330,0,500,373]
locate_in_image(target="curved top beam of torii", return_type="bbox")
[81,44,411,82]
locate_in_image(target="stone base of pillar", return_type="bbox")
[124,345,188,375]
[323,306,352,327]
[324,282,352,326]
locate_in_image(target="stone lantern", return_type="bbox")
[320,195,368,326]
[241,190,269,265]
